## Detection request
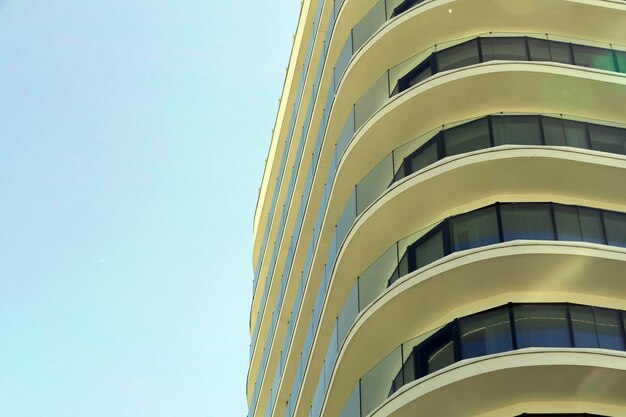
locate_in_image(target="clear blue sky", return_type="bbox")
[0,1,299,416]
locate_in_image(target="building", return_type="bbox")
[248,1,626,417]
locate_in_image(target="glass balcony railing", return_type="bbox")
[341,302,626,417]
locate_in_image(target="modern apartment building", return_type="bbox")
[248,1,626,417]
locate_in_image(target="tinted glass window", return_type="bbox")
[406,64,432,89]
[603,211,626,248]
[595,308,625,350]
[492,116,542,146]
[501,204,555,241]
[554,205,582,241]
[549,41,573,64]
[542,117,567,146]
[427,339,455,374]
[616,50,626,73]
[571,305,598,348]
[588,124,626,155]
[563,120,589,148]
[407,140,438,174]
[444,118,491,156]
[579,208,605,244]
[413,230,444,269]
[572,44,617,71]
[514,304,571,348]
[481,37,527,61]
[436,39,480,72]
[451,206,499,251]
[528,38,551,61]
[460,307,513,359]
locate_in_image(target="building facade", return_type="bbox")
[249,1,626,417]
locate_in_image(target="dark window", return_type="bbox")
[572,44,617,72]
[451,205,500,251]
[492,116,542,146]
[444,118,491,156]
[603,211,626,248]
[406,65,432,89]
[616,50,626,73]
[481,37,528,61]
[588,124,626,155]
[554,205,583,241]
[595,308,625,350]
[436,39,480,72]
[501,204,555,241]
[460,307,513,359]
[570,305,598,348]
[542,117,567,146]
[548,41,573,64]
[412,230,444,270]
[406,140,438,174]
[579,208,605,244]
[514,304,571,348]
[528,38,551,61]
[563,120,589,148]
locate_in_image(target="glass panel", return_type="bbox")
[436,39,480,72]
[481,37,528,61]
[338,384,360,417]
[563,120,589,148]
[413,230,444,270]
[570,305,598,348]
[359,244,398,310]
[460,307,513,359]
[514,304,571,348]
[492,116,542,146]
[528,37,551,61]
[548,40,573,64]
[356,153,394,215]
[311,372,325,417]
[616,50,626,73]
[451,206,500,251]
[542,117,566,146]
[355,72,389,130]
[444,118,491,156]
[579,208,605,244]
[588,124,626,155]
[572,44,616,71]
[337,282,359,345]
[335,34,353,86]
[352,0,386,52]
[407,140,438,175]
[595,308,625,350]
[603,211,626,248]
[501,203,555,241]
[427,339,454,374]
[361,346,402,417]
[554,205,582,241]
[404,64,432,90]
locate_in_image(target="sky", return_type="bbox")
[0,1,299,416]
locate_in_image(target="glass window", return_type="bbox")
[554,205,582,241]
[542,117,567,146]
[570,305,598,348]
[481,37,528,61]
[616,50,626,73]
[572,44,617,71]
[406,64,432,89]
[579,208,605,244]
[436,39,480,72]
[595,308,625,350]
[444,118,491,156]
[603,211,626,248]
[407,140,438,175]
[427,340,455,374]
[528,38,551,61]
[492,116,542,146]
[501,204,555,241]
[588,124,626,155]
[413,230,444,270]
[460,307,513,359]
[563,120,589,148]
[514,304,571,348]
[549,41,573,64]
[451,206,500,251]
